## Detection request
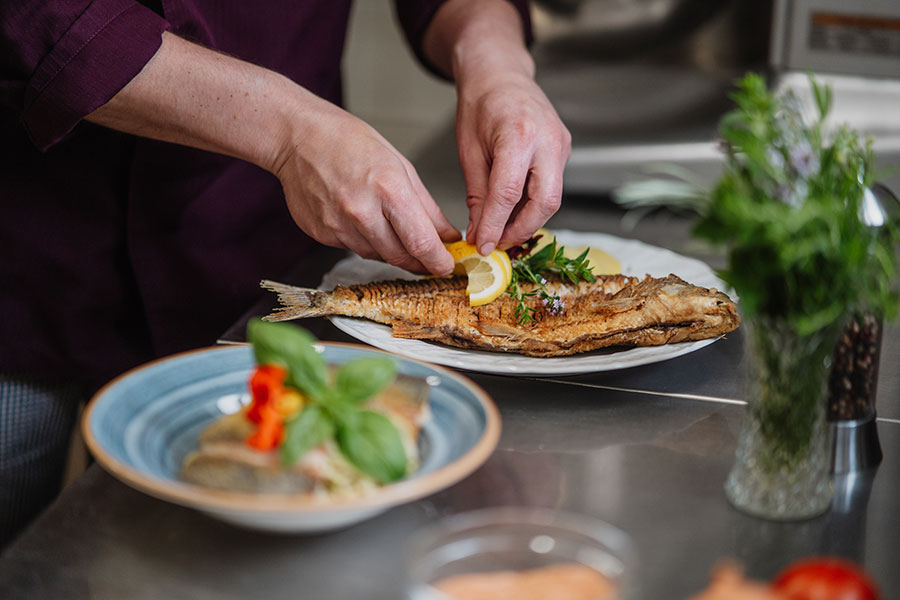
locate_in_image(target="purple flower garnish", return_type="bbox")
[789,140,819,178]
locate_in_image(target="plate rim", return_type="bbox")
[82,342,501,514]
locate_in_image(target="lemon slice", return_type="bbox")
[445,241,512,306]
[445,240,479,262]
[569,246,621,275]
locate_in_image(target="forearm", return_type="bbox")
[422,0,534,85]
[87,31,311,174]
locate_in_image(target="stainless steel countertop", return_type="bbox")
[2,123,899,599]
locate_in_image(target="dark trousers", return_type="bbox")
[0,373,86,550]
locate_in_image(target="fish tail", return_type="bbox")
[260,280,334,321]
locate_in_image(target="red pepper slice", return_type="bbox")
[246,364,287,424]
[245,364,289,451]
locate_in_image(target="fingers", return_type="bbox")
[357,218,429,274]
[333,228,379,262]
[279,109,456,274]
[498,150,564,248]
[341,175,452,275]
[340,194,429,274]
[382,192,454,275]
[458,143,490,243]
[472,140,531,255]
[456,75,571,254]
[402,159,462,244]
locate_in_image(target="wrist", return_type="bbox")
[257,76,313,177]
[266,86,361,183]
[246,72,311,175]
[452,35,534,95]
[425,0,533,84]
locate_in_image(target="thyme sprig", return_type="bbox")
[506,236,596,324]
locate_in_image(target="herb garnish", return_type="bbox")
[248,319,407,483]
[506,236,596,324]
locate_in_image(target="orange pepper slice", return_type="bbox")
[246,401,285,451]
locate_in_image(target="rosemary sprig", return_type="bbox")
[506,236,597,324]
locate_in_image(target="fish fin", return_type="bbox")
[260,280,333,321]
[391,321,437,339]
[479,323,522,338]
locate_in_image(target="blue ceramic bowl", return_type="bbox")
[83,343,500,533]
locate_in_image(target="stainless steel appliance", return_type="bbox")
[534,0,900,194]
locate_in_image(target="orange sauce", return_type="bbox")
[432,563,617,600]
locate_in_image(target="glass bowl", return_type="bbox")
[405,507,638,599]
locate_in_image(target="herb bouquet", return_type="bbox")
[618,74,899,520]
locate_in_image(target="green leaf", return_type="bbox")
[336,411,408,483]
[247,319,328,401]
[280,405,334,467]
[810,74,832,120]
[334,358,397,405]
[527,240,554,267]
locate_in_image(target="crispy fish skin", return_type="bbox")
[261,274,740,357]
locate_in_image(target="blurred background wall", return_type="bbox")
[342,0,900,197]
[344,1,456,157]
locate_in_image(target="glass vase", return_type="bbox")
[725,316,838,520]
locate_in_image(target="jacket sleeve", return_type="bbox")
[0,0,170,150]
[393,0,534,79]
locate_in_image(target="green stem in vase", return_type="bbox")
[749,321,837,472]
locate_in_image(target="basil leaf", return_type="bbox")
[247,320,328,401]
[318,388,359,426]
[336,411,408,483]
[280,405,334,467]
[335,358,396,405]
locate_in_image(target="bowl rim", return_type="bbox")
[82,342,501,514]
[404,506,639,596]
[405,506,637,559]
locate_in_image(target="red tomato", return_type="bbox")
[771,558,880,600]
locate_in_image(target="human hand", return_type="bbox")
[273,102,460,275]
[456,70,571,256]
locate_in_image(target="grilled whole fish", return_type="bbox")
[261,274,740,357]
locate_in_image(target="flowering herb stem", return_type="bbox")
[506,236,596,324]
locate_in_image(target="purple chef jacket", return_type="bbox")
[0,1,532,388]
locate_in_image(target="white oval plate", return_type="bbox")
[321,230,733,376]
